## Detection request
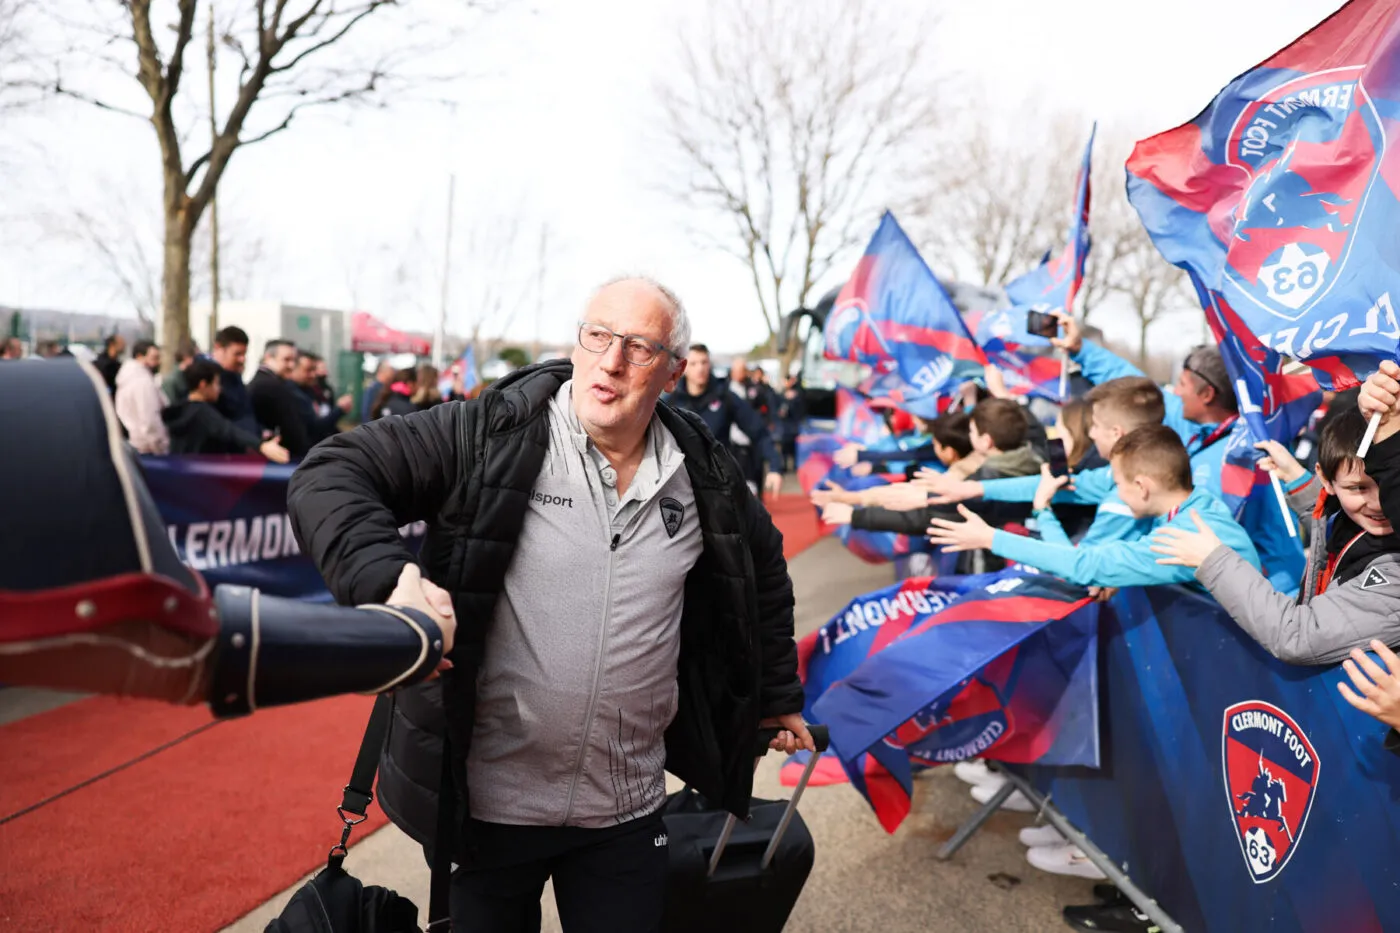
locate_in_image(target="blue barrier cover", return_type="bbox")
[1022,585,1399,932]
[141,455,424,601]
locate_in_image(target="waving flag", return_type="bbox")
[799,572,1099,831]
[439,346,481,399]
[1003,125,1096,317]
[974,306,1054,355]
[986,349,1064,402]
[824,212,986,417]
[835,387,887,445]
[1126,0,1400,389]
[1188,270,1324,514]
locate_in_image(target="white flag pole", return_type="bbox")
[1237,379,1297,537]
[1359,412,1382,459]
[1269,469,1297,539]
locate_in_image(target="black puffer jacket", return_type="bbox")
[286,360,803,852]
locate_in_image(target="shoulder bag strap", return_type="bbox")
[427,736,457,930]
[327,693,395,871]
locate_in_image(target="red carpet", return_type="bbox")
[0,694,389,932]
[0,494,823,932]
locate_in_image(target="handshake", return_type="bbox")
[386,563,457,674]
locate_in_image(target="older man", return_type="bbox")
[287,277,811,931]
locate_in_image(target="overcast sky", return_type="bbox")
[0,0,1348,355]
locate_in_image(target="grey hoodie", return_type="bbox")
[1196,477,1400,665]
[466,383,705,828]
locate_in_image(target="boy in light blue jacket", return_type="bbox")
[1056,315,1305,593]
[928,424,1261,590]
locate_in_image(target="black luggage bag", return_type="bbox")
[660,725,830,932]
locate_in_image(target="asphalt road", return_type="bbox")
[226,535,1095,933]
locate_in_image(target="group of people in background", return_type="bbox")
[665,343,804,498]
[2,327,486,465]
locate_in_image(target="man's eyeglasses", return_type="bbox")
[577,322,673,367]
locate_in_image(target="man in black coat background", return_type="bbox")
[666,343,785,498]
[249,338,313,459]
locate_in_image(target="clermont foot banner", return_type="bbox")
[141,455,424,601]
[797,571,1099,831]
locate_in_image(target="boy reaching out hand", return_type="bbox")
[928,424,1261,589]
[1151,405,1400,665]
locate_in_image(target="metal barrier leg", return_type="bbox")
[935,779,1015,861]
[997,770,1185,933]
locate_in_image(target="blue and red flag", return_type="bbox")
[986,349,1064,402]
[834,387,888,445]
[1189,270,1324,513]
[798,571,1099,831]
[974,305,1054,355]
[1003,125,1096,317]
[1126,0,1400,389]
[824,212,986,417]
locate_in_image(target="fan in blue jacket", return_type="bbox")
[928,424,1261,591]
[1053,316,1303,593]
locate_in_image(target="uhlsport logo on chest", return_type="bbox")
[1221,699,1320,883]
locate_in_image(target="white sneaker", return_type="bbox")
[1018,824,1067,848]
[1025,843,1107,879]
[952,760,997,786]
[969,779,1035,812]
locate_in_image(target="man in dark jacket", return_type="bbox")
[164,359,290,462]
[249,339,313,459]
[291,350,350,445]
[287,278,811,931]
[666,343,785,498]
[209,326,259,436]
[94,334,125,394]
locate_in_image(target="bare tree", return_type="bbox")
[907,109,1088,291]
[20,0,475,366]
[0,0,35,109]
[1108,223,1195,364]
[32,172,275,330]
[655,0,940,343]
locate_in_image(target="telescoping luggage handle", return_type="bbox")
[706,724,831,878]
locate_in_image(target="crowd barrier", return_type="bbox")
[1017,585,1400,933]
[140,455,424,602]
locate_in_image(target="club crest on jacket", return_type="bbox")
[659,497,684,539]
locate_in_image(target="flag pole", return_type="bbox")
[1359,412,1382,458]
[1238,381,1297,537]
[1269,470,1297,539]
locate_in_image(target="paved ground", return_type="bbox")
[224,536,1095,932]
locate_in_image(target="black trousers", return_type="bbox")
[446,809,669,933]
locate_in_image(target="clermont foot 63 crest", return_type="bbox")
[1222,67,1382,331]
[1222,700,1319,883]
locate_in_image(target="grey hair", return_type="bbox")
[590,275,692,360]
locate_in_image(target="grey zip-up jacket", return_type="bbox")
[1195,454,1400,665]
[467,383,705,827]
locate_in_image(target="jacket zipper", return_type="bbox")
[561,522,619,822]
[559,451,686,823]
